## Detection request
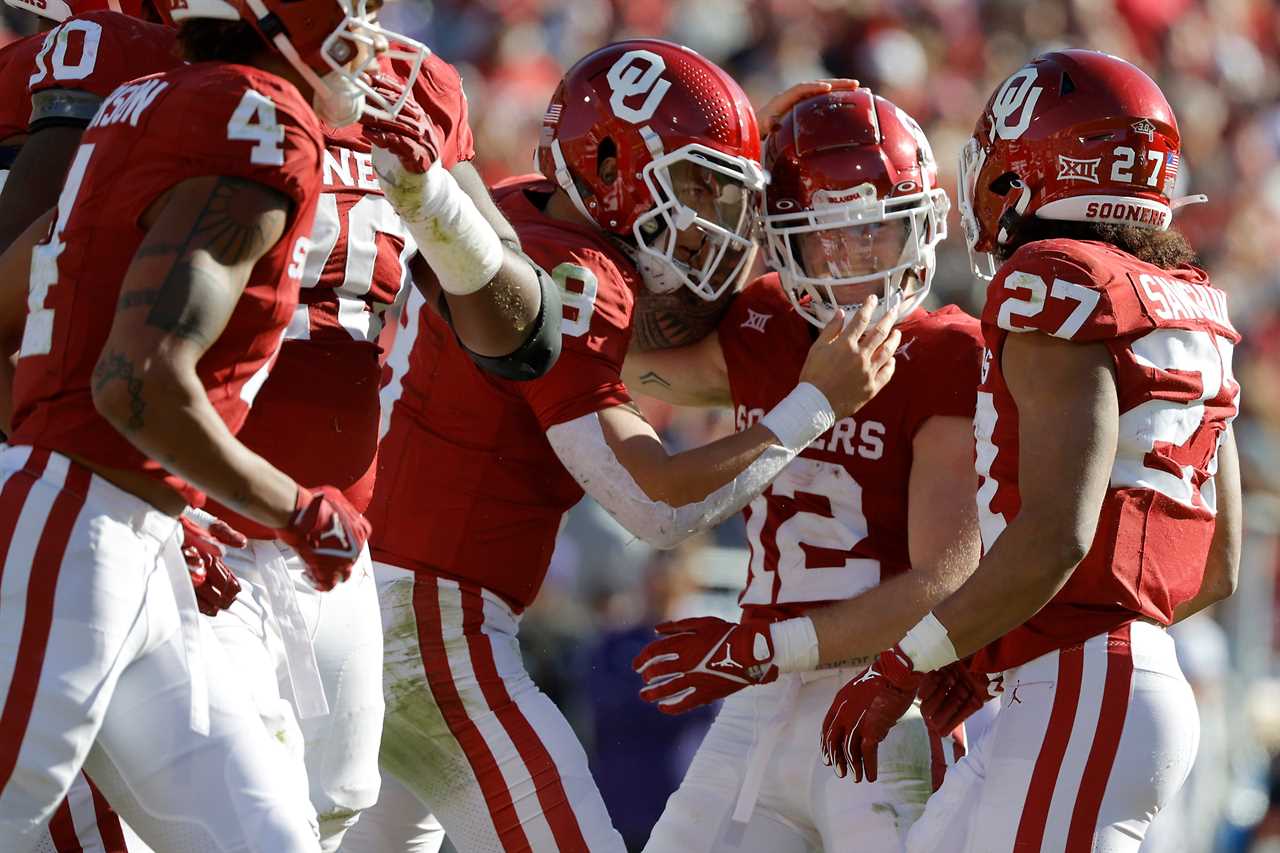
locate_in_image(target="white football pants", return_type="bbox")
[0,447,319,852]
[344,563,626,853]
[213,538,386,852]
[643,668,962,853]
[905,621,1198,853]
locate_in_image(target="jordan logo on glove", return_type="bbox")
[709,644,742,671]
[316,514,353,556]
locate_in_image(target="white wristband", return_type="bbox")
[769,616,819,672]
[899,611,959,673]
[759,383,836,452]
[377,156,504,295]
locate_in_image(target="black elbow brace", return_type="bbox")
[460,258,562,381]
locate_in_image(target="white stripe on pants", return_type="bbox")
[0,447,319,853]
[905,621,1198,853]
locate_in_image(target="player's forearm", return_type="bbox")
[93,360,297,527]
[1174,434,1241,623]
[443,247,543,356]
[806,569,952,670]
[634,422,788,506]
[932,512,1089,658]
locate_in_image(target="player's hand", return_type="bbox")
[279,486,370,592]
[918,660,993,736]
[364,73,440,175]
[821,646,923,781]
[180,513,245,616]
[632,616,778,714]
[799,295,900,420]
[756,79,860,137]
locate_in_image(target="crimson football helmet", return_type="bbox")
[959,49,1204,279]
[3,0,153,22]
[166,0,426,126]
[762,89,948,328]
[536,39,765,301]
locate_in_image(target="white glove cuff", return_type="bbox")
[396,159,504,296]
[759,383,836,452]
[899,611,959,673]
[769,616,819,673]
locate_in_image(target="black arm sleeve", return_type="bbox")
[438,254,563,381]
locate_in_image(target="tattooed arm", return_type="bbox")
[621,329,732,408]
[92,175,299,527]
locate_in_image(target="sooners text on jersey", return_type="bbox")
[204,54,472,537]
[721,274,984,621]
[9,63,325,506]
[972,237,1240,673]
[368,175,639,609]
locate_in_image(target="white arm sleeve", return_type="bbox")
[546,411,803,550]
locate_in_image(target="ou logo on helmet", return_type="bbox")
[606,49,672,124]
[988,67,1043,141]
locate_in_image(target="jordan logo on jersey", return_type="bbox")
[741,310,771,333]
[895,337,916,360]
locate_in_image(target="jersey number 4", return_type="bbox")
[20,91,289,360]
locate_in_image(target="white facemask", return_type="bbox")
[311,69,366,127]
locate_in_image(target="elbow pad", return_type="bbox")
[29,89,101,133]
[462,256,562,382]
[546,411,801,549]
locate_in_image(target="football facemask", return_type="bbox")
[631,141,766,301]
[764,181,949,328]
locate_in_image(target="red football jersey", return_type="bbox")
[26,12,179,110]
[368,175,639,609]
[720,274,983,622]
[10,63,325,507]
[971,238,1240,673]
[0,35,40,143]
[204,55,473,538]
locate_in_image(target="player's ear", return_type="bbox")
[597,137,618,185]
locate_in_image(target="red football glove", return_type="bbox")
[632,616,778,715]
[362,73,441,174]
[918,660,993,736]
[180,514,246,617]
[820,646,924,781]
[278,486,370,592]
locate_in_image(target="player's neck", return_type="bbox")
[251,53,312,101]
[543,188,598,230]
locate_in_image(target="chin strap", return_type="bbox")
[1171,193,1209,211]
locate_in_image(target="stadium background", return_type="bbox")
[4,0,1279,850]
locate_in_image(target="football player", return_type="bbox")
[627,89,983,851]
[773,50,1233,852]
[0,0,420,847]
[196,33,564,853]
[0,1,184,850]
[351,40,900,852]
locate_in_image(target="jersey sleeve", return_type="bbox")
[28,13,180,131]
[901,313,984,435]
[411,54,475,168]
[982,241,1123,342]
[135,68,324,208]
[516,245,634,429]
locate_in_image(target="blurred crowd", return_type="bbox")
[369,1,1280,850]
[4,0,1277,850]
